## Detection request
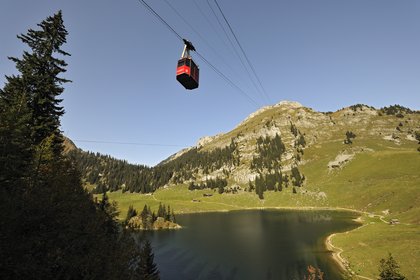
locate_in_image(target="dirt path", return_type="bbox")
[324,213,380,280]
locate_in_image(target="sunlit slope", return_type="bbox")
[301,135,420,223]
[100,102,420,224]
[171,102,420,223]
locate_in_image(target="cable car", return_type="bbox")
[176,39,199,90]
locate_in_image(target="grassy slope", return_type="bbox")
[105,111,420,279]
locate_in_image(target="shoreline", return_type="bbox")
[324,216,374,280]
[175,205,364,216]
[325,233,348,273]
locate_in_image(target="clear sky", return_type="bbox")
[1,0,419,166]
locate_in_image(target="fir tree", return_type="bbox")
[379,253,406,280]
[0,87,33,189]
[124,205,137,226]
[0,12,154,279]
[138,240,160,280]
[7,11,71,157]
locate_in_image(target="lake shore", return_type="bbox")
[325,216,374,280]
[175,205,363,215]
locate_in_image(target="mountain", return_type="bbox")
[68,101,420,223]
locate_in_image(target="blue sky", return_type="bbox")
[1,0,419,166]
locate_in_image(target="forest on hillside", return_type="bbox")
[68,138,240,194]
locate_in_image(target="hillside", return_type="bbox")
[71,101,420,224]
[70,101,420,278]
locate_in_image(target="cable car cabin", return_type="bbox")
[176,57,199,90]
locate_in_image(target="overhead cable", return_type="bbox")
[74,139,186,147]
[137,0,259,108]
[195,51,260,107]
[138,0,183,42]
[213,0,271,104]
[207,0,267,104]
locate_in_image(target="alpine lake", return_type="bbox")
[141,209,361,280]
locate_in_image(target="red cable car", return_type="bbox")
[176,39,199,90]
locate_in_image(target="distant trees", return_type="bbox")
[344,131,356,144]
[188,178,228,191]
[251,134,285,171]
[349,104,375,112]
[250,171,296,199]
[127,203,177,230]
[414,131,420,143]
[291,166,305,187]
[69,138,241,194]
[247,131,305,199]
[124,205,138,226]
[378,253,406,280]
[380,104,416,116]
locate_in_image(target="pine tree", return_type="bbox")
[138,240,160,280]
[157,202,164,218]
[1,12,153,279]
[141,204,150,228]
[379,253,406,280]
[124,205,137,226]
[0,86,33,189]
[8,10,70,156]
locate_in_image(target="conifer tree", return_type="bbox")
[0,12,153,279]
[379,253,406,280]
[139,240,160,280]
[0,87,33,189]
[124,205,137,226]
[7,10,70,156]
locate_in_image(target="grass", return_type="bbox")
[333,214,420,279]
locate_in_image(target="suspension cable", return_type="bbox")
[138,0,183,42]
[137,0,260,108]
[213,0,271,104]
[195,51,259,107]
[207,0,267,104]
[164,0,238,76]
[73,139,186,147]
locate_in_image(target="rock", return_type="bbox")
[328,154,354,169]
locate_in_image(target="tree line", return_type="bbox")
[188,177,228,194]
[124,203,177,230]
[69,138,240,194]
[248,128,305,199]
[251,133,286,172]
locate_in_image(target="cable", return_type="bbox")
[163,0,236,74]
[213,0,271,104]
[207,0,267,105]
[73,139,186,147]
[192,0,234,57]
[195,51,259,107]
[138,0,183,42]
[136,0,259,108]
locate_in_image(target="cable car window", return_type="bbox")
[178,60,185,67]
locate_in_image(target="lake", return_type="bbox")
[144,210,360,280]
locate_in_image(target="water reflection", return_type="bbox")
[145,210,359,280]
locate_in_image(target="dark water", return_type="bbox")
[144,210,360,280]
